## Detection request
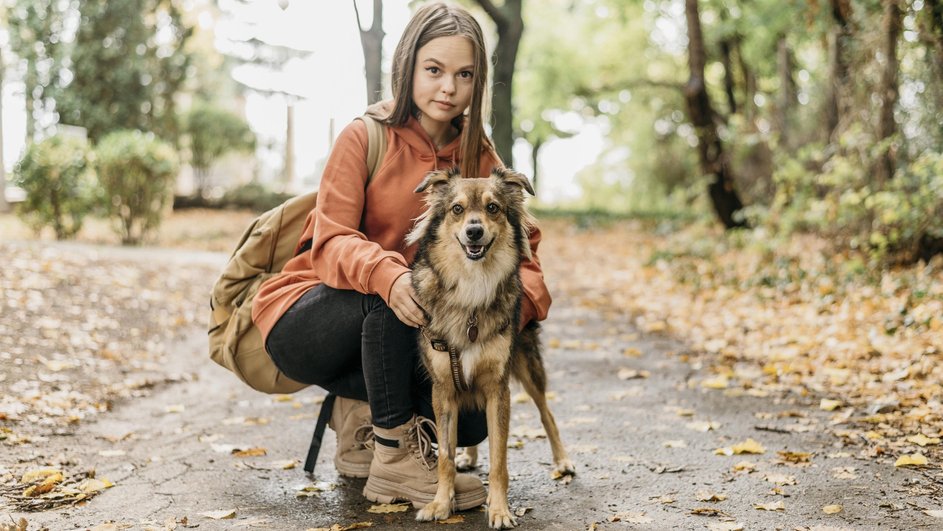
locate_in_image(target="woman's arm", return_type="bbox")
[308,120,410,305]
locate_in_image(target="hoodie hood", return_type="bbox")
[367,100,461,170]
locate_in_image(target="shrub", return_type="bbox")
[96,130,179,245]
[13,135,97,239]
[219,182,293,212]
[182,103,256,198]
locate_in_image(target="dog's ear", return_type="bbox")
[496,168,536,196]
[414,169,455,194]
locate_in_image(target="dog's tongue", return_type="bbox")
[466,245,484,255]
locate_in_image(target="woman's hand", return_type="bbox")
[389,273,427,328]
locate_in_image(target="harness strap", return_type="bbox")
[304,393,337,474]
[449,346,470,392]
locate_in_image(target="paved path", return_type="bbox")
[4,246,942,530]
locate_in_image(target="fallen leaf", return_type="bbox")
[695,490,727,502]
[78,478,114,494]
[764,473,797,486]
[823,504,843,514]
[754,501,785,511]
[610,512,653,524]
[617,368,649,380]
[701,376,729,389]
[777,451,812,464]
[367,503,410,514]
[687,421,721,432]
[165,404,185,413]
[831,466,858,479]
[233,447,267,457]
[732,438,766,454]
[894,454,929,467]
[820,399,843,411]
[924,510,943,517]
[200,510,236,520]
[20,468,63,483]
[435,515,465,524]
[690,507,729,517]
[732,461,756,472]
[907,434,941,447]
[514,507,531,517]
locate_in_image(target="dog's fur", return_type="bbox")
[407,167,575,529]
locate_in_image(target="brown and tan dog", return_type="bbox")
[407,167,575,529]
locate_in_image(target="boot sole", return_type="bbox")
[362,476,487,511]
[335,458,371,479]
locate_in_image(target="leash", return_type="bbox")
[419,314,511,393]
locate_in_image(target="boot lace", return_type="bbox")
[352,424,374,450]
[406,416,438,471]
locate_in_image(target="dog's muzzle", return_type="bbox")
[458,223,492,261]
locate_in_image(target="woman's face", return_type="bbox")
[411,35,475,128]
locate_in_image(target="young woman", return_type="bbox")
[251,2,551,510]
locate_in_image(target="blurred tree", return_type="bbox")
[354,0,384,104]
[56,0,194,143]
[824,0,853,144]
[6,0,72,140]
[875,0,901,185]
[214,0,311,187]
[475,0,522,166]
[182,102,257,198]
[683,0,746,229]
[0,35,7,213]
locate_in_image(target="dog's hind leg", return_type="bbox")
[485,383,517,529]
[456,445,479,471]
[512,330,576,478]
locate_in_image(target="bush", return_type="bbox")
[219,182,293,212]
[96,130,179,245]
[759,127,943,265]
[182,103,256,198]
[13,135,97,239]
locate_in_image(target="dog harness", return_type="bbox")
[420,314,511,393]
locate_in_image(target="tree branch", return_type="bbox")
[475,0,507,27]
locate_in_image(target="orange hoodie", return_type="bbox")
[251,114,552,343]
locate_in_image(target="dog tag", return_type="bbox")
[467,324,479,343]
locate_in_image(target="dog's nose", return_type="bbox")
[465,224,484,242]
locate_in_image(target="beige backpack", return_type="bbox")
[208,115,388,394]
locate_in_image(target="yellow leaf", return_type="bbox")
[200,510,237,520]
[686,421,721,432]
[754,501,785,511]
[823,505,843,514]
[165,404,185,413]
[20,468,63,483]
[367,503,410,514]
[907,434,941,447]
[79,477,114,494]
[701,376,729,390]
[233,447,267,457]
[435,515,465,524]
[819,399,842,411]
[623,347,642,358]
[894,454,929,467]
[731,438,765,455]
[764,473,797,486]
[714,447,734,456]
[733,461,756,472]
[695,490,727,502]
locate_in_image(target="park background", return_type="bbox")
[1,0,943,530]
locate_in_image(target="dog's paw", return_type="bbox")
[416,500,452,522]
[554,458,576,477]
[456,450,478,471]
[488,505,518,529]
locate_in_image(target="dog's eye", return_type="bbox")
[451,204,464,215]
[486,203,500,214]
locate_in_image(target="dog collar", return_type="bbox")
[419,315,512,393]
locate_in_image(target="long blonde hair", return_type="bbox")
[371,2,494,179]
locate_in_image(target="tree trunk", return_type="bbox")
[825,0,853,143]
[0,44,8,213]
[530,137,542,196]
[284,103,295,187]
[355,0,384,104]
[719,39,737,115]
[476,0,523,166]
[776,35,797,150]
[876,0,901,184]
[683,0,747,229]
[734,38,757,122]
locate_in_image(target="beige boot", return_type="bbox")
[328,397,374,478]
[362,416,487,511]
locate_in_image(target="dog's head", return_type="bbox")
[407,167,536,263]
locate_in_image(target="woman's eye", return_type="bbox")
[459,71,473,79]
[486,203,499,214]
[452,204,464,215]
[427,67,440,75]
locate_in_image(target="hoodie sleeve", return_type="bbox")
[309,120,410,303]
[519,224,551,329]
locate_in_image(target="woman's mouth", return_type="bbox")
[434,100,455,110]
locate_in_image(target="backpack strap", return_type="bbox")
[304,393,337,474]
[358,115,388,184]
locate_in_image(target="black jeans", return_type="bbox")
[265,284,487,446]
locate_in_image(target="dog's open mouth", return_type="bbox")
[458,239,493,261]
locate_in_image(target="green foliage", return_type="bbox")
[95,130,179,245]
[753,128,943,265]
[56,0,193,143]
[181,103,256,197]
[13,135,97,239]
[219,182,292,213]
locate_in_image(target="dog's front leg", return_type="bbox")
[485,384,517,529]
[416,384,458,522]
